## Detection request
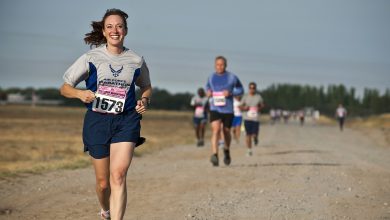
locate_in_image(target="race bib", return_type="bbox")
[213,91,226,106]
[92,86,126,114]
[247,106,258,118]
[195,106,205,118]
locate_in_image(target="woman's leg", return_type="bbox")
[109,142,135,220]
[92,157,110,212]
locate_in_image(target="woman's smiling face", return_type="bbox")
[102,15,127,47]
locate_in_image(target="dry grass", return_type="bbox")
[349,113,390,129]
[0,105,194,177]
[349,113,390,147]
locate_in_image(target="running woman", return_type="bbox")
[206,56,244,166]
[241,82,264,156]
[231,96,243,144]
[190,88,209,147]
[60,9,152,220]
[335,104,347,131]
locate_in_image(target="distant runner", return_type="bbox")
[206,56,244,166]
[298,110,305,126]
[336,104,347,131]
[270,108,276,125]
[241,82,264,156]
[231,96,243,144]
[190,88,209,147]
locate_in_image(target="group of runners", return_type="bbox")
[269,109,309,125]
[59,8,349,219]
[190,56,264,165]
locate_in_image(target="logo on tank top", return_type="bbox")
[109,64,124,77]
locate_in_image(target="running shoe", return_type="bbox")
[199,139,205,147]
[197,140,202,147]
[223,149,231,165]
[246,149,253,157]
[218,140,225,149]
[254,137,258,146]
[210,154,219,166]
[99,209,111,220]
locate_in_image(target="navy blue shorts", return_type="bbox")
[244,120,260,135]
[193,117,207,125]
[232,116,242,127]
[83,110,142,159]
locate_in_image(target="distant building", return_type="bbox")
[7,93,26,103]
[6,93,62,105]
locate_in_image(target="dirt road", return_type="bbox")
[1,122,390,220]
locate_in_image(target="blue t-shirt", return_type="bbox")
[205,71,244,114]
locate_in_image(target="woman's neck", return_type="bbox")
[106,44,124,55]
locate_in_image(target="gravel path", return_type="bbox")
[1,123,390,220]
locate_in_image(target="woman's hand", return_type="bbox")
[135,100,147,114]
[77,90,95,103]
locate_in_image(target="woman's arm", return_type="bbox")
[135,85,152,114]
[60,83,95,103]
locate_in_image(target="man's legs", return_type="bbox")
[222,115,233,165]
[211,120,222,155]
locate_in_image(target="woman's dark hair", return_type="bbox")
[84,9,128,47]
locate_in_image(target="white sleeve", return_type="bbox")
[135,59,151,88]
[190,97,196,106]
[63,54,89,87]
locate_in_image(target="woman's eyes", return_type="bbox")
[106,25,124,29]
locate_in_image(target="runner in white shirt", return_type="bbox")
[270,108,276,125]
[335,104,347,131]
[240,82,264,156]
[190,88,209,146]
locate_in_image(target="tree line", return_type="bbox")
[0,84,389,116]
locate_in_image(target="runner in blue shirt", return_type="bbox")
[205,56,244,166]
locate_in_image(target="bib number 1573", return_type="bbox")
[93,94,124,114]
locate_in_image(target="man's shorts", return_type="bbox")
[232,116,242,127]
[83,110,142,159]
[244,120,260,135]
[210,111,234,128]
[193,117,208,125]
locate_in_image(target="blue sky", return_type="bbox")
[0,0,389,95]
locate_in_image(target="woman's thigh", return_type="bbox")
[110,142,135,174]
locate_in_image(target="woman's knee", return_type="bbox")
[110,168,128,187]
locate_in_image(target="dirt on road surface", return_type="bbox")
[1,122,390,220]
